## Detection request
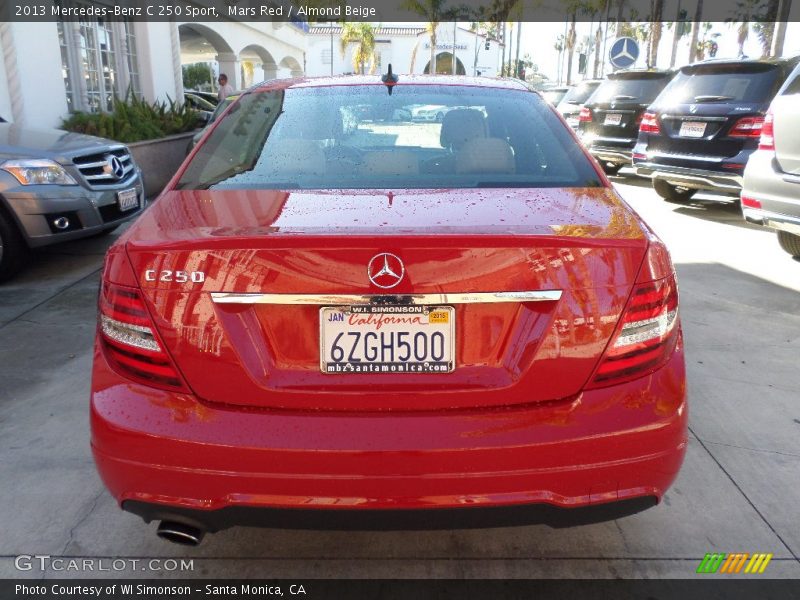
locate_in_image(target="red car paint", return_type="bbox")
[91,76,687,534]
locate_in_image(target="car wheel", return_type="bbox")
[777,231,800,258]
[602,163,623,176]
[653,179,696,203]
[0,211,28,283]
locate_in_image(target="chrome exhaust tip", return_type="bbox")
[156,521,204,546]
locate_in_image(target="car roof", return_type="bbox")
[249,74,530,93]
[607,69,673,80]
[690,56,796,67]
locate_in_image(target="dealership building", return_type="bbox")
[306,24,501,78]
[0,20,306,129]
[0,19,504,130]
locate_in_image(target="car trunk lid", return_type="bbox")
[124,188,648,411]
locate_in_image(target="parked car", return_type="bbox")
[633,57,800,202]
[186,94,239,154]
[91,74,687,544]
[183,92,217,123]
[741,60,800,257]
[540,86,570,106]
[184,90,220,107]
[556,79,603,129]
[0,119,145,281]
[578,70,674,175]
[410,104,451,122]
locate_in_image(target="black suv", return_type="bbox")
[578,70,674,175]
[633,57,800,201]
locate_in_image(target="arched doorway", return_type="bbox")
[279,56,304,78]
[240,44,278,87]
[178,23,235,90]
[424,52,466,75]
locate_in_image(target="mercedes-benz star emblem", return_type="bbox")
[367,253,405,289]
[612,39,636,63]
[105,156,125,180]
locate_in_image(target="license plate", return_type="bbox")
[679,121,707,138]
[604,113,622,126]
[320,305,455,374]
[566,116,579,128]
[117,188,138,212]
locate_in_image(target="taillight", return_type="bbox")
[741,195,762,209]
[758,111,775,151]
[729,116,765,138]
[586,241,679,389]
[579,107,593,122]
[639,112,661,134]
[98,280,188,392]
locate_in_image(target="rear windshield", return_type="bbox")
[590,75,671,104]
[541,89,568,104]
[659,64,780,104]
[561,81,601,105]
[177,84,602,190]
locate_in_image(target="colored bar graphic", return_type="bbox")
[698,552,773,574]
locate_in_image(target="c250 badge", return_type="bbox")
[144,270,205,283]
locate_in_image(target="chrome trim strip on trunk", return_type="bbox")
[211,290,563,305]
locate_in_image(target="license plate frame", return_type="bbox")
[116,188,139,212]
[319,304,455,374]
[679,121,707,138]
[604,113,623,126]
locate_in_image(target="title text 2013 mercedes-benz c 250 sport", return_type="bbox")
[90,74,687,545]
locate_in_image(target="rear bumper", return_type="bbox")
[588,146,633,166]
[91,335,687,529]
[741,151,800,234]
[633,157,744,194]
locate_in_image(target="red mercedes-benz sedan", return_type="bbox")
[90,75,687,545]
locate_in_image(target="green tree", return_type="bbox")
[182,63,212,90]
[340,23,378,74]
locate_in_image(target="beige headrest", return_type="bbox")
[361,151,419,176]
[456,138,515,174]
[440,108,488,150]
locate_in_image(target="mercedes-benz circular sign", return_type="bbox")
[609,37,640,70]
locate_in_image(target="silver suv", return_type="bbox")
[741,61,800,257]
[0,119,145,281]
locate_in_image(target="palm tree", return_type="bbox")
[771,0,792,56]
[403,0,448,74]
[648,0,664,68]
[688,0,703,62]
[729,0,762,58]
[339,23,378,74]
[566,13,577,84]
[754,0,780,57]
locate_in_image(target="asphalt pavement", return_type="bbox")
[1,170,798,579]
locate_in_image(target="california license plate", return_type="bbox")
[320,305,455,374]
[604,113,622,126]
[117,188,138,212]
[679,121,707,138]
